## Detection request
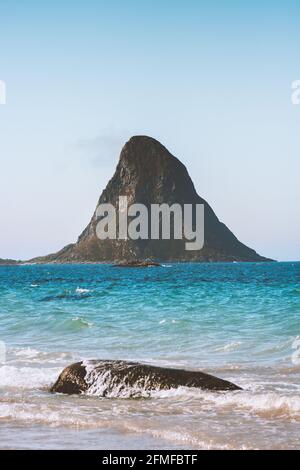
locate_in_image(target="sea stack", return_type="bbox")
[34,136,271,262]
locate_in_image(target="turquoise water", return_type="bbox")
[0,262,300,449]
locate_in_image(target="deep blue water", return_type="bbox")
[1,262,299,366]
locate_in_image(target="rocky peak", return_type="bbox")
[32,136,272,263]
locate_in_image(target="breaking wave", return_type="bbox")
[81,362,300,419]
[70,317,94,328]
[0,365,60,389]
[75,287,92,294]
[83,360,161,398]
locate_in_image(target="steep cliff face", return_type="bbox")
[34,136,271,262]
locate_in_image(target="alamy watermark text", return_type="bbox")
[95,196,205,251]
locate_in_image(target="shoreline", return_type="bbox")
[0,259,279,266]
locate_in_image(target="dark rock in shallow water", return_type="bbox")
[50,360,242,396]
[113,260,161,268]
[51,362,88,395]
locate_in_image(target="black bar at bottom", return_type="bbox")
[0,449,294,466]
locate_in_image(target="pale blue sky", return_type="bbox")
[0,0,299,260]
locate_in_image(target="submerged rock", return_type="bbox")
[113,260,161,268]
[50,360,242,397]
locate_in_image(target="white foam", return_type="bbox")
[11,347,75,364]
[125,423,238,450]
[71,317,93,327]
[81,361,300,418]
[14,347,41,359]
[215,341,242,352]
[83,361,163,398]
[0,365,60,389]
[205,390,300,418]
[158,319,178,325]
[0,402,109,429]
[142,386,300,420]
[75,287,91,294]
[154,387,300,420]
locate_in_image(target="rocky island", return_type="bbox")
[31,135,271,263]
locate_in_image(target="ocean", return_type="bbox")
[0,262,299,450]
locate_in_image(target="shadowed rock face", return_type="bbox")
[32,136,271,263]
[50,360,242,396]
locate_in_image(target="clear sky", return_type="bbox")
[0,0,299,261]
